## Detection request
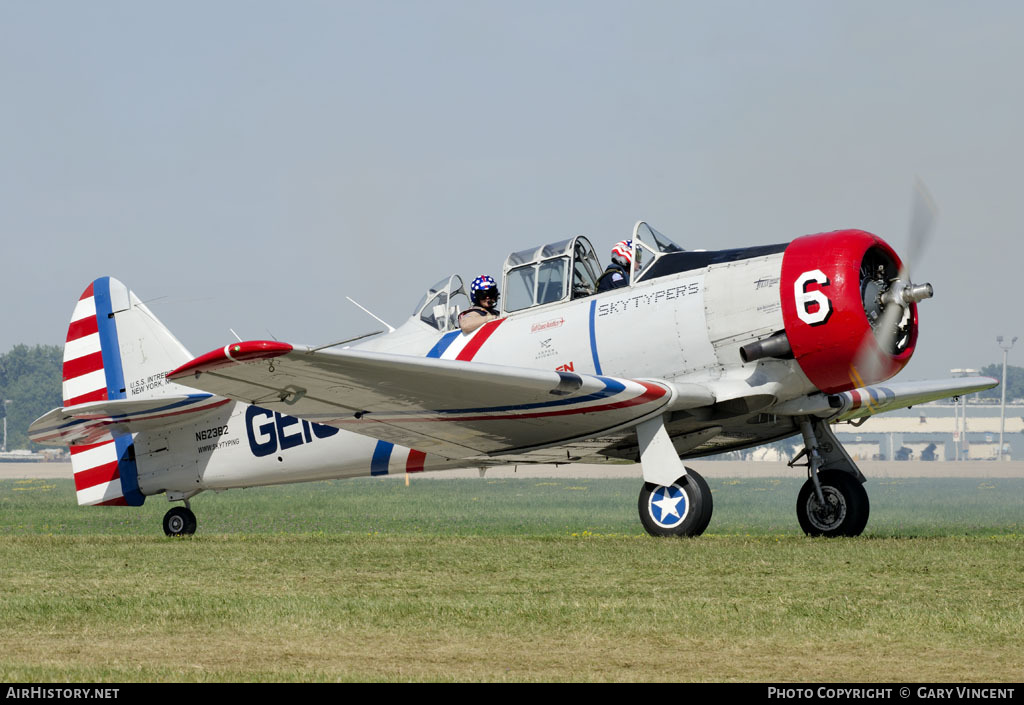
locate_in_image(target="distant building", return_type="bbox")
[0,448,66,462]
[832,402,1023,461]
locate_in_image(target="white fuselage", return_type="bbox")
[137,250,815,498]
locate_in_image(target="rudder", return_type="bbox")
[63,277,193,406]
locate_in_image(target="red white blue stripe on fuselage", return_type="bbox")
[427,307,606,373]
[366,315,659,473]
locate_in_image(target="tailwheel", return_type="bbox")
[796,469,869,537]
[163,506,197,537]
[637,467,713,537]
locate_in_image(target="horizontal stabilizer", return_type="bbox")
[29,394,232,447]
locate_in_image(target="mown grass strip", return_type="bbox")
[1,534,1022,682]
[1,477,1021,681]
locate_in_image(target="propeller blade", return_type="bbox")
[850,179,937,386]
[852,304,902,386]
[903,177,939,278]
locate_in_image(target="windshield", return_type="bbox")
[635,222,684,254]
[501,235,598,313]
[413,275,470,332]
[632,221,684,281]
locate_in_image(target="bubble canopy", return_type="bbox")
[500,236,603,313]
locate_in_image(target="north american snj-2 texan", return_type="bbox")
[30,190,996,537]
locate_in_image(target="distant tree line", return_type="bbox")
[0,345,63,451]
[976,364,1024,403]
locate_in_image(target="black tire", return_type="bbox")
[638,471,712,537]
[796,469,869,537]
[163,506,197,537]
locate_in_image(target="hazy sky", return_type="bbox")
[2,1,1021,381]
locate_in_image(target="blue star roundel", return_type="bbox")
[648,484,690,528]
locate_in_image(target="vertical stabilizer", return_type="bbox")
[62,277,192,506]
[63,277,193,406]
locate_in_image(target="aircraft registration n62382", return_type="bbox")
[30,216,996,537]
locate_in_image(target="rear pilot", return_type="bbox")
[459,275,501,334]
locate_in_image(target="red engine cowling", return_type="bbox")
[780,229,918,394]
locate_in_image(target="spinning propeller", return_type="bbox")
[853,179,938,384]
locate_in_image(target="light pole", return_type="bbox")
[951,369,977,461]
[950,370,960,460]
[1,400,10,453]
[997,336,1017,462]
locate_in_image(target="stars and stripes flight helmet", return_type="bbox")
[470,275,500,305]
[611,240,634,268]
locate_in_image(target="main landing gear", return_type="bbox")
[790,418,870,537]
[633,415,870,538]
[637,467,713,537]
[634,415,714,537]
[163,502,197,537]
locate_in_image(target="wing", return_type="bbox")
[29,394,231,446]
[772,376,999,420]
[166,341,715,458]
[834,376,999,421]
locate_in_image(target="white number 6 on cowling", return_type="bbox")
[794,269,832,326]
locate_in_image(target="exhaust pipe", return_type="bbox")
[740,331,793,364]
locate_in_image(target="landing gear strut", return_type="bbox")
[790,418,870,537]
[634,415,714,537]
[163,503,197,537]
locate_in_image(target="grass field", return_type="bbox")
[1,476,1022,682]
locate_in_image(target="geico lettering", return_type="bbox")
[312,420,339,439]
[245,405,340,457]
[276,413,304,450]
[248,407,278,457]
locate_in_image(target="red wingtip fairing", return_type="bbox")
[780,229,918,394]
[167,340,294,380]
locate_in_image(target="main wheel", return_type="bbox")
[638,469,712,537]
[163,506,197,537]
[796,469,869,537]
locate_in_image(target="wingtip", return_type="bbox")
[167,341,293,380]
